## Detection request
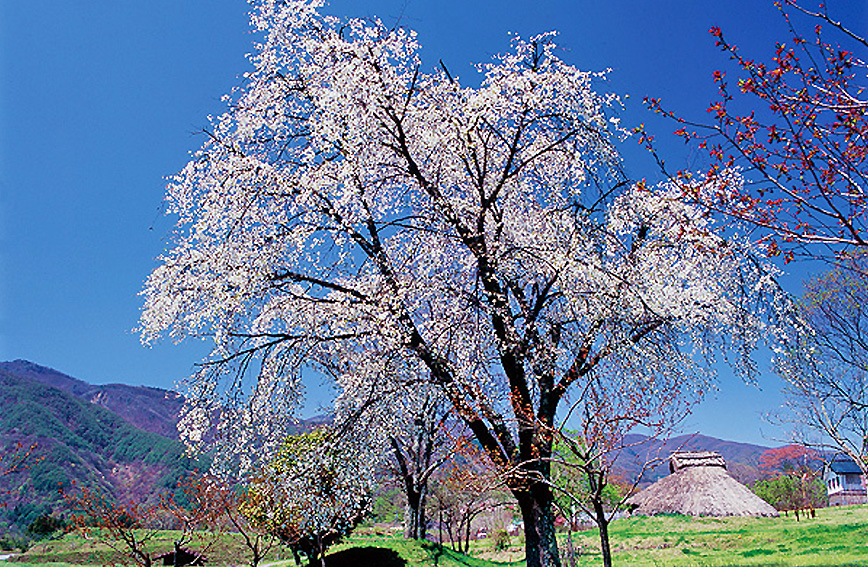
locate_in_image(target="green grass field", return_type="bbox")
[560,504,868,567]
[10,505,868,567]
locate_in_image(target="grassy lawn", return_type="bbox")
[341,506,868,567]
[562,504,868,567]
[11,529,287,567]
[9,505,868,567]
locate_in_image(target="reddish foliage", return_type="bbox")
[756,444,824,517]
[0,442,40,507]
[64,483,164,567]
[759,444,818,475]
[640,1,868,261]
[63,474,227,567]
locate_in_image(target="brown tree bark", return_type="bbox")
[514,484,561,567]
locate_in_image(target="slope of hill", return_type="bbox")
[0,360,184,439]
[0,365,205,535]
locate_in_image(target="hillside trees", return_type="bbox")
[140,1,786,565]
[0,441,39,506]
[643,1,867,262]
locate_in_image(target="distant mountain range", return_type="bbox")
[0,360,777,536]
[0,360,200,536]
[0,360,337,536]
[0,360,184,439]
[616,433,773,486]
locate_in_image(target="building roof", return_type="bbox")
[628,452,779,518]
[669,451,727,473]
[829,458,863,475]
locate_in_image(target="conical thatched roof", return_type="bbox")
[628,451,779,517]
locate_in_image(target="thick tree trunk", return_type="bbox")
[515,487,561,567]
[404,485,427,539]
[592,500,612,567]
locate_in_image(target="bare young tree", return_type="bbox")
[549,356,696,567]
[159,475,225,563]
[387,394,453,540]
[777,253,868,474]
[203,477,281,567]
[331,361,455,540]
[431,438,509,554]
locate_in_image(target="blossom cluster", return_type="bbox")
[141,0,786,476]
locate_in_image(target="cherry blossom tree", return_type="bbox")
[330,357,455,540]
[141,1,786,565]
[642,0,867,263]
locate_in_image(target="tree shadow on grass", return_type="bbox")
[325,546,406,567]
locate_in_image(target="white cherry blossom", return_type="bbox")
[141,2,787,565]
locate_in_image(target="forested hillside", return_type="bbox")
[0,364,205,535]
[0,360,184,438]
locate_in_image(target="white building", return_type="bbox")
[825,457,867,506]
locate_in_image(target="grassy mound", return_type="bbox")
[328,536,522,567]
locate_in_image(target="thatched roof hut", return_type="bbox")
[627,451,779,517]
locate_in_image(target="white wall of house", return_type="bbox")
[825,463,867,506]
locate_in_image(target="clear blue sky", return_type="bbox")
[1,1,864,445]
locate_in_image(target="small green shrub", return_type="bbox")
[491,529,510,551]
[0,534,29,553]
[27,514,67,539]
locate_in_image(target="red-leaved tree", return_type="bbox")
[757,444,825,518]
[65,484,164,567]
[641,0,867,263]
